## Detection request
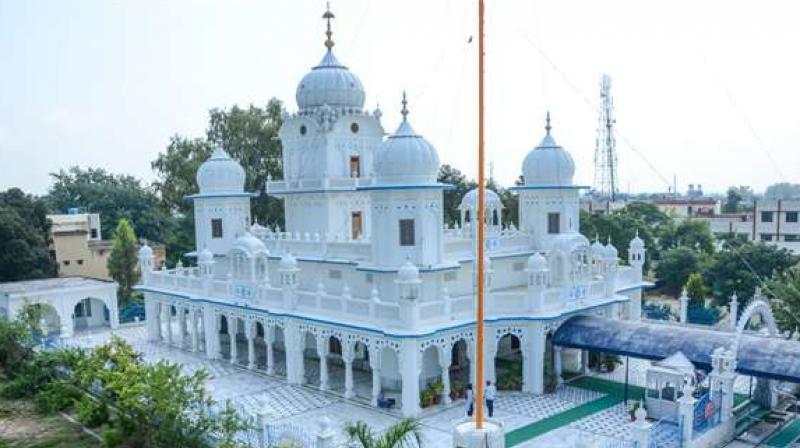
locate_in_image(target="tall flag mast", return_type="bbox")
[475,0,487,430]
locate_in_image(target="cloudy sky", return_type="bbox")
[1,0,798,195]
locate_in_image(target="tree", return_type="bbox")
[766,267,800,333]
[345,418,423,448]
[623,202,671,228]
[47,167,171,245]
[438,164,476,227]
[723,187,743,213]
[685,272,707,307]
[107,219,139,306]
[655,247,703,296]
[703,240,799,307]
[151,136,213,215]
[0,205,56,282]
[580,209,658,268]
[152,100,285,226]
[659,219,715,255]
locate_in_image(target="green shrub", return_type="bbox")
[102,426,125,448]
[75,395,109,427]
[35,381,80,414]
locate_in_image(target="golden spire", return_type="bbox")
[323,2,335,51]
[401,91,409,121]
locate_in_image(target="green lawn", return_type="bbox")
[0,398,101,448]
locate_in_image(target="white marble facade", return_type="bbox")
[136,8,648,417]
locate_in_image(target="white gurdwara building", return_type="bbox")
[136,10,648,417]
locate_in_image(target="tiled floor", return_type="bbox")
[62,325,682,448]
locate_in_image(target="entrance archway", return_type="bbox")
[496,333,523,391]
[72,298,110,332]
[450,339,472,398]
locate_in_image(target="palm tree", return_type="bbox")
[344,418,423,448]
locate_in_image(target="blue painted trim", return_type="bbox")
[509,185,590,191]
[356,183,456,191]
[457,251,536,263]
[268,187,359,196]
[355,263,461,274]
[133,285,631,339]
[184,192,258,201]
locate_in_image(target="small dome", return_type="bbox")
[552,232,590,255]
[522,114,575,187]
[605,240,619,260]
[280,252,298,270]
[591,238,606,256]
[232,232,268,257]
[396,259,420,284]
[374,94,440,184]
[198,247,214,264]
[196,147,246,194]
[459,188,503,211]
[138,244,153,259]
[527,252,547,271]
[629,231,645,250]
[296,51,365,111]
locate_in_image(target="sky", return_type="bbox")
[0,0,798,196]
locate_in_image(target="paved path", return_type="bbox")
[64,326,669,448]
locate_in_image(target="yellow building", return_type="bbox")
[48,213,166,280]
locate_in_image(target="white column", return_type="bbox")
[202,305,220,360]
[108,291,120,329]
[554,346,563,386]
[284,322,303,385]
[165,305,173,345]
[155,302,163,341]
[678,383,696,445]
[191,310,199,353]
[146,297,159,342]
[530,325,546,394]
[246,322,256,370]
[369,346,381,407]
[265,325,274,375]
[679,288,689,325]
[439,347,452,405]
[486,338,498,384]
[343,343,355,399]
[729,293,739,331]
[228,317,238,365]
[177,306,186,348]
[317,336,329,391]
[632,404,652,448]
[400,341,421,416]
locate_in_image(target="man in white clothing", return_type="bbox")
[485,380,496,417]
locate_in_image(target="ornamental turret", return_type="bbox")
[138,243,154,285]
[526,252,548,312]
[628,230,646,277]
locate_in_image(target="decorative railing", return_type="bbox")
[266,176,375,193]
[142,261,640,330]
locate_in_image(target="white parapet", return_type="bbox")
[452,418,505,448]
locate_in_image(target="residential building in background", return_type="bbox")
[703,199,800,253]
[48,212,166,279]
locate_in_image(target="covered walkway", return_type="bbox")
[553,316,800,382]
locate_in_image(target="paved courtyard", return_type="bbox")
[63,324,667,448]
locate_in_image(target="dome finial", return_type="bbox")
[545,111,552,134]
[323,2,335,51]
[401,91,409,122]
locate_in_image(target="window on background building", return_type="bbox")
[761,211,774,222]
[77,260,84,265]
[548,213,560,234]
[785,234,800,242]
[63,260,70,266]
[90,228,98,239]
[211,218,223,238]
[399,219,415,246]
[787,212,799,223]
[761,233,773,241]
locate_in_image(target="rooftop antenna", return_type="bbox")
[593,75,619,201]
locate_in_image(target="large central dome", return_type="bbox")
[295,7,365,111]
[522,114,575,187]
[296,51,366,111]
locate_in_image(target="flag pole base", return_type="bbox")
[452,418,505,448]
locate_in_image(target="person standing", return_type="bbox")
[485,380,496,417]
[465,383,474,416]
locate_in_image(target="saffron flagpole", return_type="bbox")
[475,0,486,430]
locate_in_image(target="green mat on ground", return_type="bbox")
[766,419,800,447]
[505,395,623,447]
[505,376,646,447]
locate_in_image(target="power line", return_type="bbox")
[516,30,673,191]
